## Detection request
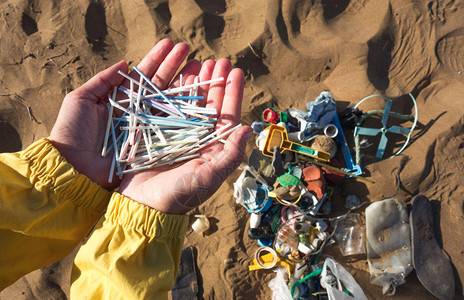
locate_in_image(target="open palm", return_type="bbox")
[50,39,251,213]
[119,44,251,214]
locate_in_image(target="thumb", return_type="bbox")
[76,60,129,101]
[224,125,253,159]
[214,125,253,173]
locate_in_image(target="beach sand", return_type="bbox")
[1,0,463,299]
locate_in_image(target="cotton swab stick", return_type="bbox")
[118,71,158,96]
[143,98,181,116]
[145,77,224,97]
[132,76,143,145]
[133,66,187,119]
[152,124,167,145]
[186,124,242,155]
[119,134,130,161]
[179,74,183,97]
[142,128,153,161]
[153,124,232,164]
[128,129,142,162]
[108,152,116,183]
[110,113,121,173]
[115,153,200,175]
[103,65,241,177]
[154,153,201,167]
[102,103,114,156]
[129,80,134,145]
[103,126,125,157]
[189,76,198,105]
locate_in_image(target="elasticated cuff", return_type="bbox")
[20,138,111,216]
[106,193,189,239]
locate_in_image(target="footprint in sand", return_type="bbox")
[85,1,128,59]
[436,27,464,81]
[84,2,108,51]
[274,0,390,57]
[266,0,391,98]
[21,11,38,36]
[280,0,438,97]
[168,0,266,56]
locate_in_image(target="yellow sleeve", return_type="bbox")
[0,139,111,290]
[71,193,189,300]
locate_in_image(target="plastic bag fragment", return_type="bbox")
[268,267,292,300]
[305,91,337,132]
[321,258,367,300]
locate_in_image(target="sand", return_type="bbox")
[1,0,463,299]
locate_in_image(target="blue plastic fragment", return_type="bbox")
[332,113,363,175]
[257,238,273,247]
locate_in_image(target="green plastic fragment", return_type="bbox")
[278,173,301,186]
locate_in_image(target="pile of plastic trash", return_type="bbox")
[232,91,427,299]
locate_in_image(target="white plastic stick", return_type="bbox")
[102,103,114,156]
[108,152,116,183]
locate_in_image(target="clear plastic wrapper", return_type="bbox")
[333,213,366,256]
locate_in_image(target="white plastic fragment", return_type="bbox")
[298,242,314,255]
[268,267,292,300]
[249,213,261,229]
[321,258,367,300]
[192,215,210,235]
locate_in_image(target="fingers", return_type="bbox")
[206,58,232,113]
[197,60,216,107]
[75,60,128,101]
[150,43,190,89]
[169,59,202,88]
[136,38,174,79]
[217,68,244,127]
[131,39,190,90]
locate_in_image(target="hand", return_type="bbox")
[118,41,252,214]
[49,61,128,190]
[49,39,192,190]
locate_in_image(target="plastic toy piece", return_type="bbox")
[262,125,330,162]
[262,108,279,123]
[277,173,301,186]
[331,113,362,175]
[354,94,418,161]
[249,248,294,275]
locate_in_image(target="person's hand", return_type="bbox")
[118,41,252,214]
[49,39,195,190]
[49,61,129,190]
